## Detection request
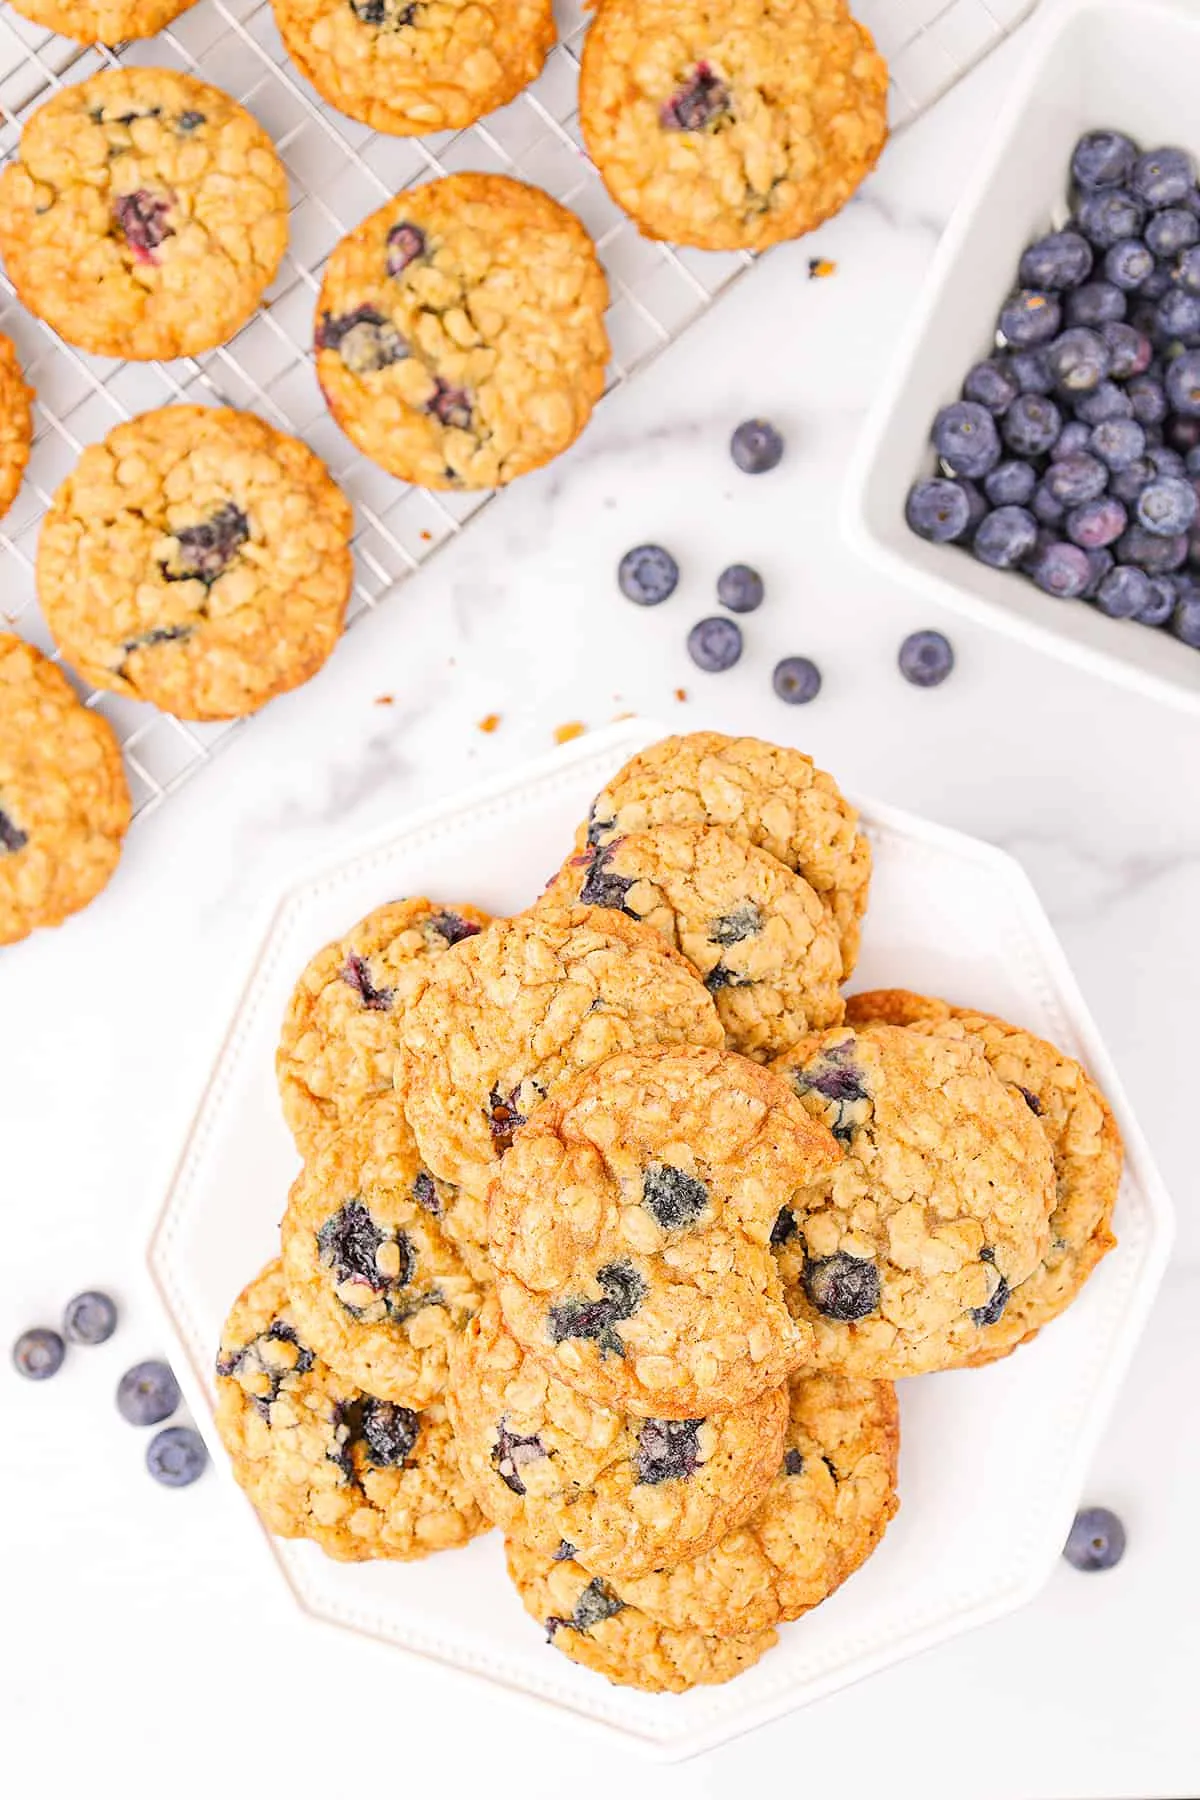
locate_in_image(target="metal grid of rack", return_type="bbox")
[0,0,1036,817]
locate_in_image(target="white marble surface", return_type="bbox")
[4,13,1200,1796]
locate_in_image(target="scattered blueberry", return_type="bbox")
[1137,575,1177,625]
[1063,1505,1126,1572]
[905,478,972,542]
[773,656,821,704]
[984,460,1037,506]
[973,505,1038,569]
[1116,524,1189,572]
[1045,326,1109,392]
[1155,288,1200,344]
[1111,457,1155,503]
[963,358,1018,414]
[618,544,678,605]
[1008,346,1055,392]
[117,1360,180,1427]
[1071,130,1136,191]
[13,1327,65,1381]
[933,400,1001,477]
[730,418,783,473]
[1082,547,1115,596]
[1044,452,1107,505]
[1132,146,1195,209]
[1075,379,1133,425]
[1066,281,1127,327]
[1174,246,1200,296]
[1166,348,1200,415]
[1052,419,1094,459]
[1166,411,1200,451]
[1019,231,1093,291]
[63,1290,118,1346]
[1002,392,1062,457]
[146,1426,208,1488]
[1146,444,1186,477]
[1126,371,1168,425]
[1089,416,1146,469]
[1173,592,1200,644]
[687,616,742,673]
[1145,207,1199,256]
[898,629,954,687]
[1076,189,1144,249]
[1104,238,1155,291]
[1029,541,1092,598]
[1100,321,1153,378]
[716,563,764,613]
[1032,483,1067,527]
[998,290,1061,346]
[1095,565,1151,618]
[1067,496,1127,549]
[1137,475,1198,534]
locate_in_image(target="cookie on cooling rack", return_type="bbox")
[6,0,196,40]
[314,173,609,490]
[271,0,555,136]
[0,332,33,523]
[0,68,288,361]
[37,405,353,722]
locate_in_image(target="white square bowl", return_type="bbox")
[845,0,1200,714]
[144,720,1174,1759]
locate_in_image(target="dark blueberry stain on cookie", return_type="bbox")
[784,1448,804,1477]
[386,221,426,276]
[822,1454,840,1483]
[412,1170,441,1215]
[341,951,395,1011]
[553,1539,577,1562]
[642,1163,709,1231]
[361,1397,420,1467]
[634,1418,704,1485]
[708,901,762,946]
[970,1250,1011,1326]
[317,306,409,374]
[176,110,206,132]
[803,1251,880,1322]
[113,190,173,263]
[93,104,163,126]
[318,1200,413,1305]
[120,624,194,658]
[216,1318,315,1415]
[660,63,732,132]
[585,800,617,849]
[487,1084,526,1153]
[704,962,751,993]
[770,1206,798,1247]
[546,1577,624,1640]
[350,0,418,26]
[578,841,638,913]
[491,1418,547,1495]
[0,806,29,855]
[426,378,472,430]
[164,502,250,586]
[427,909,482,945]
[547,1260,647,1358]
[789,1039,871,1142]
[1016,1085,1044,1116]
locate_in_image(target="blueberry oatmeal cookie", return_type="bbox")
[215,1260,489,1560]
[277,895,491,1161]
[845,991,1122,1365]
[7,0,195,41]
[395,905,723,1192]
[547,823,845,1061]
[280,1097,483,1407]
[0,633,131,947]
[579,733,871,974]
[448,1293,787,1579]
[271,0,555,136]
[0,333,33,522]
[0,69,288,361]
[505,1535,777,1692]
[37,406,353,721]
[490,1046,840,1418]
[578,0,888,252]
[314,174,609,490]
[771,1023,1056,1378]
[620,1372,897,1637]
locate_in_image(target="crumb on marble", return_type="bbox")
[808,257,837,279]
[420,530,433,542]
[375,693,394,706]
[674,687,688,702]
[554,721,586,745]
[478,712,502,733]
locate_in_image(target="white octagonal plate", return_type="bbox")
[145,719,1173,1760]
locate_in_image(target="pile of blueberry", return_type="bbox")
[906,129,1200,647]
[14,1292,208,1489]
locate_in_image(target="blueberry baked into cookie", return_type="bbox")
[0,69,289,361]
[7,0,195,40]
[0,633,131,947]
[579,0,888,252]
[37,405,353,721]
[0,332,34,523]
[314,173,609,489]
[271,0,555,136]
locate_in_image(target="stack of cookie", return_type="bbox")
[211,730,1122,1694]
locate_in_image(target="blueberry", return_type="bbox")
[1045,326,1110,392]
[1083,547,1115,596]
[905,477,971,542]
[13,1327,65,1381]
[385,221,425,276]
[1075,380,1133,425]
[1051,420,1093,460]
[316,306,407,373]
[933,400,1001,477]
[1076,189,1145,249]
[1133,146,1195,209]
[1101,321,1153,377]
[1167,412,1200,452]
[687,616,742,673]
[618,544,678,605]
[1008,347,1055,393]
[117,1360,180,1427]
[1137,475,1197,534]
[547,1261,646,1354]
[1136,264,1174,304]
[973,505,1038,569]
[426,378,472,430]
[730,418,783,473]
[167,502,249,585]
[1019,230,1093,291]
[1067,496,1127,549]
[1165,347,1200,414]
[998,290,1061,347]
[1187,445,1200,478]
[716,563,763,613]
[1071,130,1137,191]
[1032,483,1067,527]
[1146,207,1200,256]
[634,1418,704,1485]
[1044,452,1107,506]
[1145,444,1186,477]
[1155,288,1200,344]
[1172,593,1200,644]
[113,189,173,262]
[1090,417,1146,469]
[984,460,1037,506]
[1116,525,1188,573]
[1029,541,1092,598]
[963,358,1018,414]
[1137,575,1177,625]
[803,1252,880,1322]
[660,64,731,131]
[1064,1505,1126,1571]
[1065,282,1127,327]
[1126,372,1168,425]
[1174,246,1200,295]
[642,1163,709,1230]
[146,1426,208,1488]
[1110,457,1155,503]
[492,1420,547,1494]
[1103,239,1154,292]
[1002,393,1062,457]
[63,1290,118,1346]
[773,656,821,704]
[898,629,954,687]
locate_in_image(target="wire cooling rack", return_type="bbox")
[0,0,1036,817]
